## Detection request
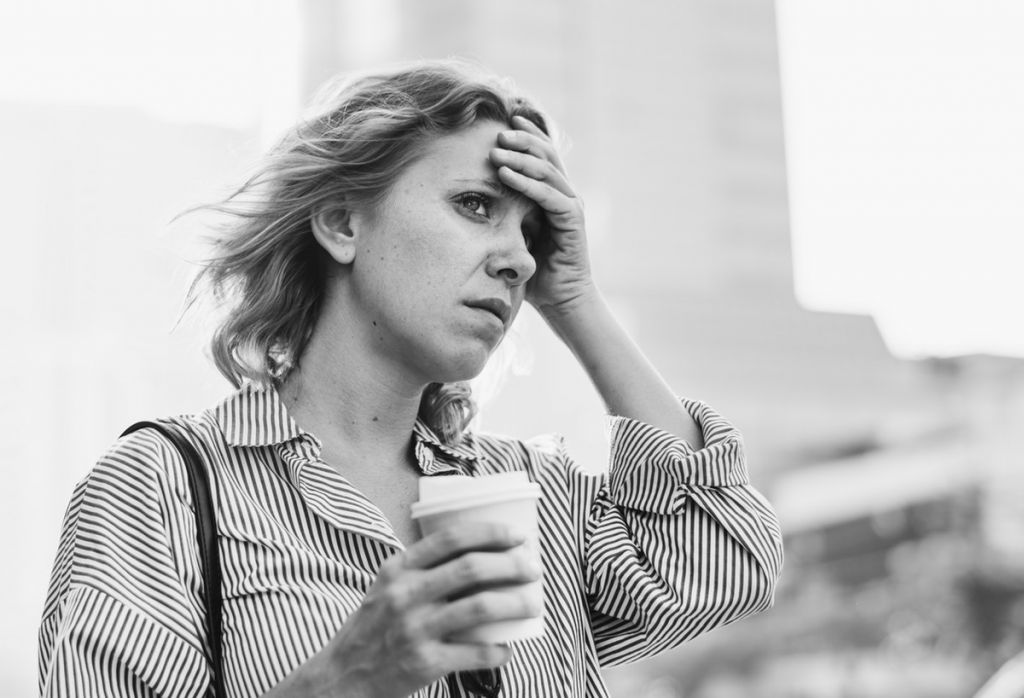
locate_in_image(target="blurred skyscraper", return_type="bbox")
[293,0,1024,600]
[292,0,947,475]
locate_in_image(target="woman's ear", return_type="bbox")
[311,205,357,264]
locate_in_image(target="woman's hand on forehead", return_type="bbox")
[489,115,595,316]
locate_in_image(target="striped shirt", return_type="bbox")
[38,384,783,697]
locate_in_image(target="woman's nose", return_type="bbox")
[487,225,537,286]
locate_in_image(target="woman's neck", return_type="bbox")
[277,318,424,475]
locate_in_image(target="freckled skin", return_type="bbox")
[343,121,538,386]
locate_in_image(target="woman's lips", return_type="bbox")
[465,298,511,326]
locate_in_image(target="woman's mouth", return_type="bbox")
[465,298,511,326]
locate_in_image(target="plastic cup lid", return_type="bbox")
[411,472,540,519]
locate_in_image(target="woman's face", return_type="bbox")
[344,119,543,386]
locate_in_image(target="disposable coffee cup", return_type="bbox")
[410,472,544,643]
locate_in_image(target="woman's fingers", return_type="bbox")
[387,523,538,601]
[401,524,524,570]
[325,524,539,695]
[494,117,580,219]
[497,166,575,217]
[427,587,543,639]
[429,548,541,600]
[448,548,540,592]
[504,115,565,171]
[489,147,574,198]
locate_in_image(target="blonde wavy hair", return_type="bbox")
[190,60,551,445]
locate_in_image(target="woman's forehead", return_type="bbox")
[397,120,507,186]
[396,120,543,217]
[420,119,508,165]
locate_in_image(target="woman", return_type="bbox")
[38,61,783,697]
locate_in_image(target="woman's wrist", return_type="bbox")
[535,281,605,343]
[261,645,375,698]
[535,283,704,445]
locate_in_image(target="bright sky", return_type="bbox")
[776,0,1024,359]
[0,0,301,141]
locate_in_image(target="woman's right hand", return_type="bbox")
[268,523,542,698]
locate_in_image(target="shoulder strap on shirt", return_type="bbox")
[121,420,226,698]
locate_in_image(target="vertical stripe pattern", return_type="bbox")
[38,385,783,697]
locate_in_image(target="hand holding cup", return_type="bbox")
[411,472,545,643]
[313,513,542,698]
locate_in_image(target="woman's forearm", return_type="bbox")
[261,649,352,698]
[538,287,704,449]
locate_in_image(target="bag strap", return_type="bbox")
[122,420,226,698]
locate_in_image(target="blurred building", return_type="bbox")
[293,2,1024,492]
[292,1,936,473]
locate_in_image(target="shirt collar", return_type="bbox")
[214,383,306,448]
[213,383,480,464]
[412,418,481,464]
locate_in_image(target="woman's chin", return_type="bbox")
[428,348,493,385]
[438,363,489,385]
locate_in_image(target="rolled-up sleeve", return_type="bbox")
[579,398,783,666]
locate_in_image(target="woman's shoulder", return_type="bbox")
[83,410,223,502]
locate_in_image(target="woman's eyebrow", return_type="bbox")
[452,176,521,201]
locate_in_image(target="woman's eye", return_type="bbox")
[457,193,491,218]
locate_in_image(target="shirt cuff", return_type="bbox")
[607,398,749,514]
